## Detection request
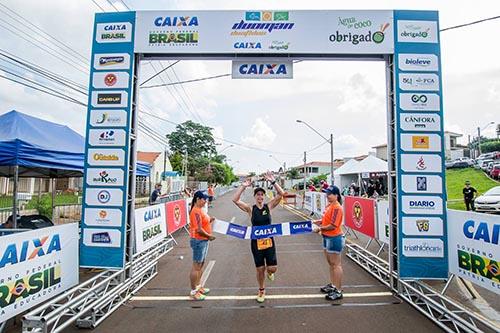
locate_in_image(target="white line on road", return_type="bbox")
[200,260,216,287]
[131,291,393,301]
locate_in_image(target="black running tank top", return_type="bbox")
[251,204,271,226]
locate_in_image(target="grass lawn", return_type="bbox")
[446,168,499,210]
[0,193,81,209]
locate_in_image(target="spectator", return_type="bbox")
[462,181,477,211]
[308,182,317,192]
[0,215,15,236]
[320,180,329,190]
[366,180,375,198]
[342,185,349,196]
[149,183,162,205]
[207,184,215,208]
[375,179,384,196]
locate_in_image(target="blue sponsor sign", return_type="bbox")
[80,11,136,269]
[289,221,313,235]
[394,10,448,278]
[227,223,247,239]
[252,224,283,239]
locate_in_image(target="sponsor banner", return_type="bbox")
[91,90,128,108]
[165,199,188,234]
[88,129,127,147]
[134,10,394,54]
[304,192,313,211]
[90,109,128,127]
[402,238,444,258]
[212,220,313,240]
[232,61,293,79]
[399,73,439,91]
[376,200,390,244]
[134,204,167,253]
[400,154,442,173]
[400,113,441,132]
[85,168,124,187]
[397,20,438,43]
[401,195,443,215]
[92,72,130,89]
[96,22,132,43]
[399,93,440,111]
[84,208,122,227]
[401,174,443,194]
[400,133,442,152]
[402,216,443,236]
[312,192,328,215]
[87,148,125,166]
[397,53,438,72]
[93,53,131,70]
[344,196,376,238]
[85,188,123,207]
[83,228,122,248]
[0,224,79,322]
[447,209,499,295]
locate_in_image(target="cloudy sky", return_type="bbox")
[0,0,499,174]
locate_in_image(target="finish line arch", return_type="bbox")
[80,9,448,281]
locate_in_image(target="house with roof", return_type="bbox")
[137,151,172,184]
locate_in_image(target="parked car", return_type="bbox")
[445,160,470,169]
[490,164,500,180]
[480,159,494,171]
[455,157,474,166]
[477,152,497,160]
[17,215,54,229]
[474,186,500,213]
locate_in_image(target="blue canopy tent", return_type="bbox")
[0,110,150,224]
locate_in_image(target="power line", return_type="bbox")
[140,60,179,86]
[141,74,231,89]
[440,15,500,32]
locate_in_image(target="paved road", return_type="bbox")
[72,189,441,333]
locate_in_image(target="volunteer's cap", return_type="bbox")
[193,190,209,200]
[323,185,341,196]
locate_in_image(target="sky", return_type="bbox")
[0,0,499,174]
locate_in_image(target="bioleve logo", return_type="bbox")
[231,11,294,36]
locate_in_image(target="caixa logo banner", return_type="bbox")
[232,61,293,79]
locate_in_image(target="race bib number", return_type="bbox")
[257,238,273,250]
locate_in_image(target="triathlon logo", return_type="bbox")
[352,201,363,228]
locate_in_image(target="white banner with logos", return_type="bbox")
[0,224,79,322]
[312,192,327,215]
[376,200,390,244]
[304,192,313,211]
[134,203,168,253]
[232,60,293,79]
[447,209,499,295]
[134,10,394,54]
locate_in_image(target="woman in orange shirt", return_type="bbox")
[313,185,345,301]
[189,190,216,301]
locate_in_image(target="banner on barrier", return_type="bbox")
[166,199,188,234]
[0,224,79,322]
[312,192,327,215]
[344,196,376,238]
[447,210,499,295]
[212,220,313,239]
[134,203,167,253]
[304,192,313,211]
[376,200,390,244]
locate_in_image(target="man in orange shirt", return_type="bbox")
[189,191,216,300]
[207,184,215,207]
[313,185,345,301]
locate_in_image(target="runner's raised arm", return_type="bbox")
[232,178,252,215]
[265,171,285,210]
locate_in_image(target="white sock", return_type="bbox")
[190,289,197,295]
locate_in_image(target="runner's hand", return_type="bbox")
[264,171,275,182]
[242,178,252,187]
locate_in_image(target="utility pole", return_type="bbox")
[303,151,307,193]
[330,133,334,185]
[468,135,472,159]
[477,127,482,156]
[163,146,167,180]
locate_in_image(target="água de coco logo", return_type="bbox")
[330,18,389,45]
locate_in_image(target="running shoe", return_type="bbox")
[189,290,206,301]
[256,289,265,303]
[320,283,335,293]
[198,286,210,295]
[267,272,275,282]
[325,289,343,301]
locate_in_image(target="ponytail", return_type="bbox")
[190,196,197,213]
[337,193,343,205]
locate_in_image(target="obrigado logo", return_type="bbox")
[458,250,499,284]
[231,11,294,36]
[352,202,363,228]
[0,234,61,269]
[234,41,262,49]
[150,16,199,46]
[330,22,389,45]
[239,63,288,76]
[0,266,61,309]
[462,220,499,245]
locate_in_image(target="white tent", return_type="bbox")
[333,155,388,190]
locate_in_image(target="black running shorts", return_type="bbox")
[250,238,277,268]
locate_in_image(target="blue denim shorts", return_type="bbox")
[322,235,345,254]
[190,238,209,263]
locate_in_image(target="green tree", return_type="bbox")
[480,140,500,153]
[169,151,184,173]
[166,120,217,158]
[286,168,300,179]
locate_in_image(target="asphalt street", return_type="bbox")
[72,189,442,333]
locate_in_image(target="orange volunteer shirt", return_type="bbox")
[189,206,212,240]
[207,187,215,196]
[321,202,343,237]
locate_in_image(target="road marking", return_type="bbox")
[145,284,381,291]
[131,291,393,301]
[200,260,216,287]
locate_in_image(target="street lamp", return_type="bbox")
[219,144,234,154]
[296,119,334,184]
[477,122,495,156]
